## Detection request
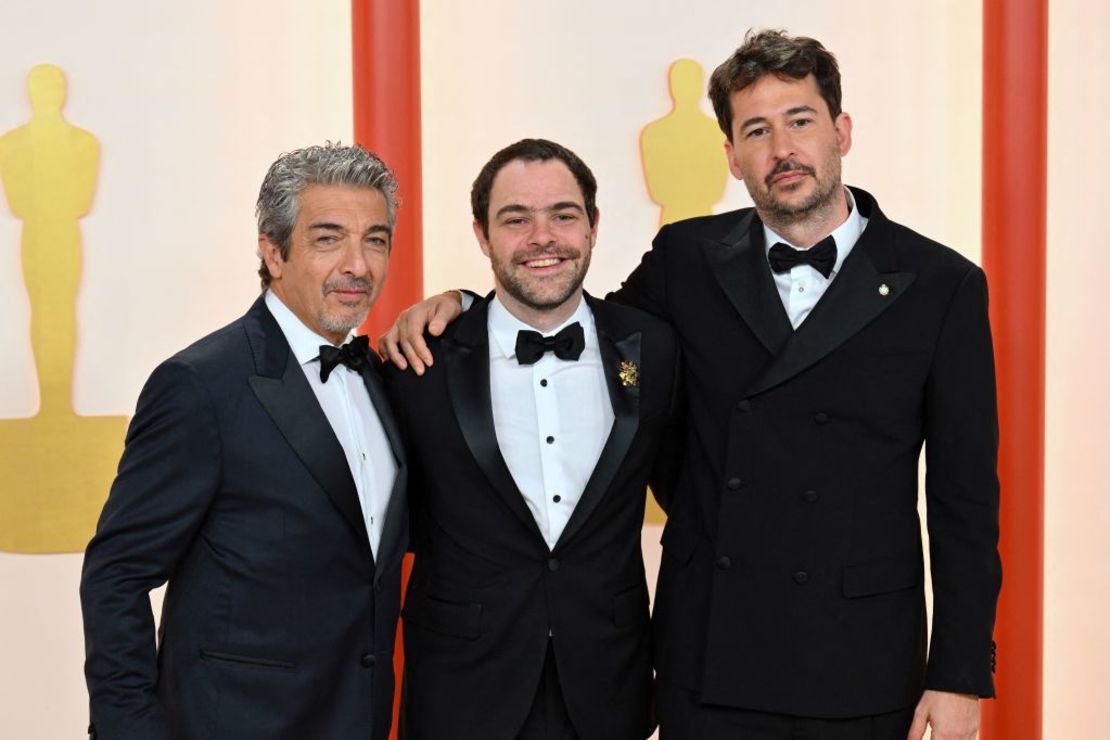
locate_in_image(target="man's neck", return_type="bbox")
[496,290,583,333]
[761,186,851,249]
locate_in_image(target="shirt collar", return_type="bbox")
[265,290,355,366]
[762,186,869,276]
[488,293,596,361]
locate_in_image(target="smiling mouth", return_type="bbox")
[524,257,564,268]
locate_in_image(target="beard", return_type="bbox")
[491,245,590,313]
[319,277,373,335]
[749,152,843,226]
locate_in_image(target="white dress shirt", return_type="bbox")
[487,295,614,550]
[265,291,397,557]
[764,188,870,329]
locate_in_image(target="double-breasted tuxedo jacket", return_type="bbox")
[80,296,408,740]
[383,294,681,740]
[616,188,1001,720]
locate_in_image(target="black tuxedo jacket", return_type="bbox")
[616,188,1001,720]
[80,296,408,740]
[383,294,681,740]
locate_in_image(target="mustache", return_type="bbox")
[323,277,373,294]
[765,159,815,187]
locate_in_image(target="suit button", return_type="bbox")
[361,653,376,667]
[548,558,560,572]
[726,477,743,490]
[802,490,819,503]
[814,412,829,424]
[716,556,732,570]
[793,570,809,584]
[736,399,751,412]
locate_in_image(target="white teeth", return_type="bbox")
[526,258,560,268]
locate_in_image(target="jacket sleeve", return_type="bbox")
[609,224,673,321]
[79,358,222,740]
[922,266,1002,697]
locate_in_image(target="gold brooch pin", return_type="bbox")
[618,361,639,388]
[878,283,891,296]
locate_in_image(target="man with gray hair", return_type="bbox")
[80,143,408,740]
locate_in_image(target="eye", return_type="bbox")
[790,117,813,129]
[503,217,527,226]
[316,235,338,245]
[553,212,579,223]
[366,235,389,249]
[745,126,768,139]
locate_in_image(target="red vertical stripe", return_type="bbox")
[351,2,421,739]
[980,1,1046,738]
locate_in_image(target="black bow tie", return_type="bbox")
[318,335,371,382]
[515,322,586,365]
[768,235,837,278]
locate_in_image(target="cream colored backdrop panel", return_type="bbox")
[0,1,351,736]
[1045,1,1110,735]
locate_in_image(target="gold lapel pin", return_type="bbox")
[878,283,891,296]
[618,361,639,388]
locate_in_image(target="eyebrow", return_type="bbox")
[739,105,819,131]
[308,222,392,237]
[494,202,586,220]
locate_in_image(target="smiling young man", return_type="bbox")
[380,30,1001,740]
[80,144,408,740]
[383,139,681,740]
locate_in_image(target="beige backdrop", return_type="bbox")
[0,1,1104,737]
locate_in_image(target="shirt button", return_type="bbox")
[736,399,751,412]
[552,495,562,503]
[540,379,548,387]
[361,653,376,667]
[548,558,560,572]
[793,571,809,584]
[546,436,555,444]
[802,490,819,503]
[814,412,829,425]
[798,285,805,293]
[716,556,732,570]
[726,477,743,491]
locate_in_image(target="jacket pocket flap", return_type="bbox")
[403,590,482,640]
[842,557,922,598]
[660,522,696,564]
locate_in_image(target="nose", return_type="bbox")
[769,127,796,162]
[338,240,369,276]
[528,216,557,248]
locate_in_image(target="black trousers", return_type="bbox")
[516,641,580,740]
[657,683,915,740]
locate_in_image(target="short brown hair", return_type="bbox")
[708,29,842,139]
[471,138,598,238]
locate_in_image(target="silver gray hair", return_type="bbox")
[256,142,399,288]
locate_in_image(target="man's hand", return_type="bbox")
[377,290,464,374]
[907,690,980,740]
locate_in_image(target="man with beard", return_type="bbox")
[381,30,1001,740]
[382,138,681,740]
[80,143,408,740]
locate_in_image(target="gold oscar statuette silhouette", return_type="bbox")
[640,59,728,524]
[640,58,729,228]
[0,64,128,553]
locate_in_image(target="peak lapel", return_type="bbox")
[745,197,916,398]
[706,210,794,356]
[445,298,546,541]
[245,305,369,549]
[555,296,640,550]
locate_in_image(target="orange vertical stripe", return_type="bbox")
[980,1,1046,738]
[351,2,421,739]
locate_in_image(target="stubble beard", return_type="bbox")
[751,154,843,233]
[493,246,590,314]
[319,277,373,336]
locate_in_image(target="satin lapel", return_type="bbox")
[248,346,370,549]
[445,299,545,540]
[706,210,794,356]
[360,358,407,582]
[555,297,640,550]
[744,205,916,398]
